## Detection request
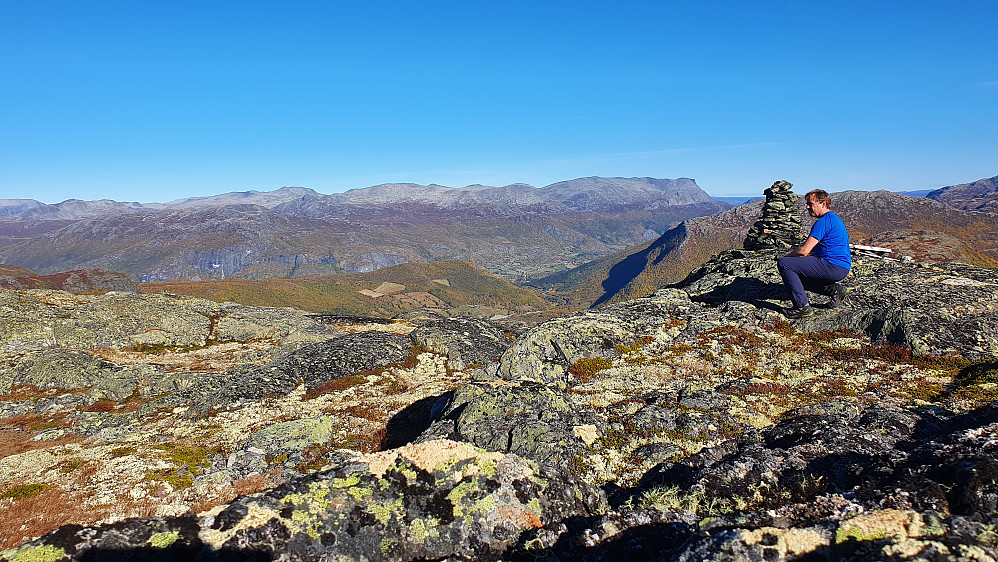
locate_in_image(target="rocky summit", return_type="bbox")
[2,249,997,561]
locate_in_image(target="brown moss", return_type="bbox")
[344,404,384,421]
[295,442,335,472]
[84,399,117,413]
[0,486,113,549]
[568,357,614,384]
[815,376,860,398]
[304,375,370,400]
[401,346,428,369]
[380,377,411,395]
[0,384,86,402]
[232,474,273,496]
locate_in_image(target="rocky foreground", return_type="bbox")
[1,250,997,561]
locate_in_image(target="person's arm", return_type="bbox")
[787,236,820,257]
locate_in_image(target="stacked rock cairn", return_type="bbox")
[744,180,805,250]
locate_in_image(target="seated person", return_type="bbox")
[777,189,851,318]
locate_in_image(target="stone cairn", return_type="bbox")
[743,180,805,250]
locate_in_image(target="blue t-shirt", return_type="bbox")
[809,211,851,269]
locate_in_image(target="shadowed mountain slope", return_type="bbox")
[0,200,44,217]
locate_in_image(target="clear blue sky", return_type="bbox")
[2,0,996,203]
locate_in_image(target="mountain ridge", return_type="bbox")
[927,173,998,212]
[0,177,731,283]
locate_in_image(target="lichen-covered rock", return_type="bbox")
[3,249,998,560]
[2,440,605,562]
[0,515,204,562]
[245,416,337,456]
[495,402,998,561]
[670,510,998,561]
[0,289,341,353]
[0,348,120,394]
[409,316,512,370]
[417,381,602,470]
[0,268,138,293]
[495,289,715,387]
[184,331,412,412]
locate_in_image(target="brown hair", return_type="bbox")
[805,189,831,207]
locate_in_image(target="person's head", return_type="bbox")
[805,189,831,217]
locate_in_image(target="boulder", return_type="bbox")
[185,331,412,412]
[409,316,512,370]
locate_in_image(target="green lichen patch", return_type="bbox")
[330,474,362,489]
[143,468,193,490]
[54,458,83,473]
[0,483,55,501]
[109,445,138,458]
[153,442,221,472]
[6,544,67,562]
[614,335,655,355]
[947,360,998,403]
[121,342,210,355]
[147,531,180,548]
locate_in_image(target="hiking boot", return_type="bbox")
[829,284,851,308]
[783,305,814,319]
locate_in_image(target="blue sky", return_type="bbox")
[2,1,996,203]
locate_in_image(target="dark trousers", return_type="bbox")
[777,256,849,308]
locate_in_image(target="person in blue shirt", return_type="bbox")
[777,189,851,318]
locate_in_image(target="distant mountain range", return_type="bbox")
[0,177,730,282]
[2,174,994,298]
[1,186,316,221]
